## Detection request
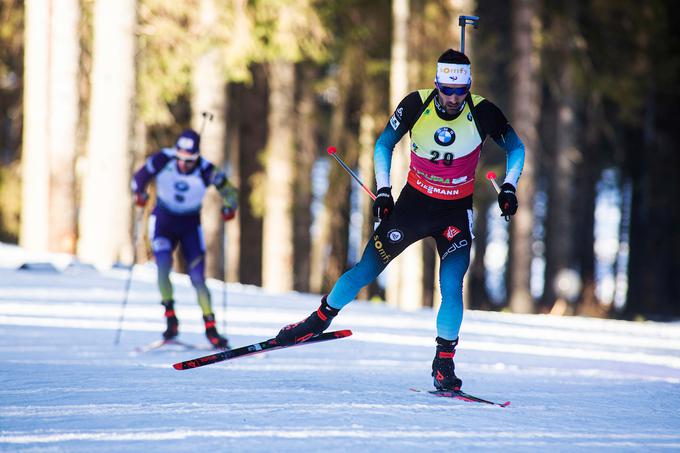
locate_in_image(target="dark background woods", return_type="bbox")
[0,0,678,320]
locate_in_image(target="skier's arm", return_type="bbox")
[374,91,423,189]
[475,100,525,189]
[131,150,172,194]
[493,126,525,189]
[210,168,239,221]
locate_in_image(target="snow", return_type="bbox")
[1,244,680,452]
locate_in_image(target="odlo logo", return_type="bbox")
[434,127,455,146]
[441,239,469,261]
[373,234,391,264]
[442,225,461,241]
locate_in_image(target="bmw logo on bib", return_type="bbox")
[434,127,455,146]
[174,181,189,192]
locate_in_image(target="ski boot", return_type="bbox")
[432,337,462,391]
[275,295,339,346]
[203,313,229,349]
[161,300,179,340]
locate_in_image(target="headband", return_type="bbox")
[435,62,471,85]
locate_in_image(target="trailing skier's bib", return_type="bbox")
[155,150,208,214]
[408,90,484,200]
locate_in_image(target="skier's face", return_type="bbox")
[176,149,199,174]
[437,83,469,114]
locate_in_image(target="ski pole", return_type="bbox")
[458,15,480,54]
[199,111,214,135]
[222,226,228,336]
[114,206,144,344]
[199,109,228,335]
[326,146,376,201]
[486,171,510,222]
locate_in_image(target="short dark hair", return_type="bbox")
[437,49,470,65]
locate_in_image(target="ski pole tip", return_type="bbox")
[486,171,497,180]
[327,146,337,155]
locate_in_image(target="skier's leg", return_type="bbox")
[277,186,427,345]
[149,214,179,338]
[430,208,473,390]
[327,186,427,309]
[180,225,212,315]
[436,249,469,339]
[181,225,229,348]
[326,234,391,309]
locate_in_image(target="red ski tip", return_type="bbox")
[333,329,352,338]
[173,363,182,370]
[327,146,337,155]
[486,171,497,180]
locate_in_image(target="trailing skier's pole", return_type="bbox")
[199,111,214,135]
[222,227,228,335]
[199,110,228,335]
[114,207,144,345]
[326,146,376,201]
[458,15,479,54]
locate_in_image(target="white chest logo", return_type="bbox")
[434,127,455,146]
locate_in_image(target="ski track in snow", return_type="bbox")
[1,256,679,452]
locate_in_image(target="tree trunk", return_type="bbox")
[292,63,318,292]
[575,162,599,316]
[386,0,423,311]
[261,61,295,292]
[357,108,380,301]
[47,0,79,254]
[77,0,137,268]
[20,0,51,252]
[194,0,228,281]
[507,0,541,313]
[543,11,581,313]
[320,52,360,292]
[233,65,267,286]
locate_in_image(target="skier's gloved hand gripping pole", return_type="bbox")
[486,171,518,222]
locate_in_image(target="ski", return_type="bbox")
[409,388,510,407]
[173,329,353,370]
[135,339,215,354]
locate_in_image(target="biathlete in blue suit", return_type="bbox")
[132,129,238,348]
[276,49,525,390]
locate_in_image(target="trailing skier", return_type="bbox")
[132,129,238,349]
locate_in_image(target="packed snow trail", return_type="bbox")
[1,250,679,451]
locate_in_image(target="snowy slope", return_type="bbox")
[1,246,679,452]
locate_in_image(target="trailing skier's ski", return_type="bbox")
[134,339,215,354]
[409,388,510,407]
[173,330,352,370]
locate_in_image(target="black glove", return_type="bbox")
[372,187,394,220]
[497,183,518,216]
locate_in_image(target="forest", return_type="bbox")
[0,0,678,320]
